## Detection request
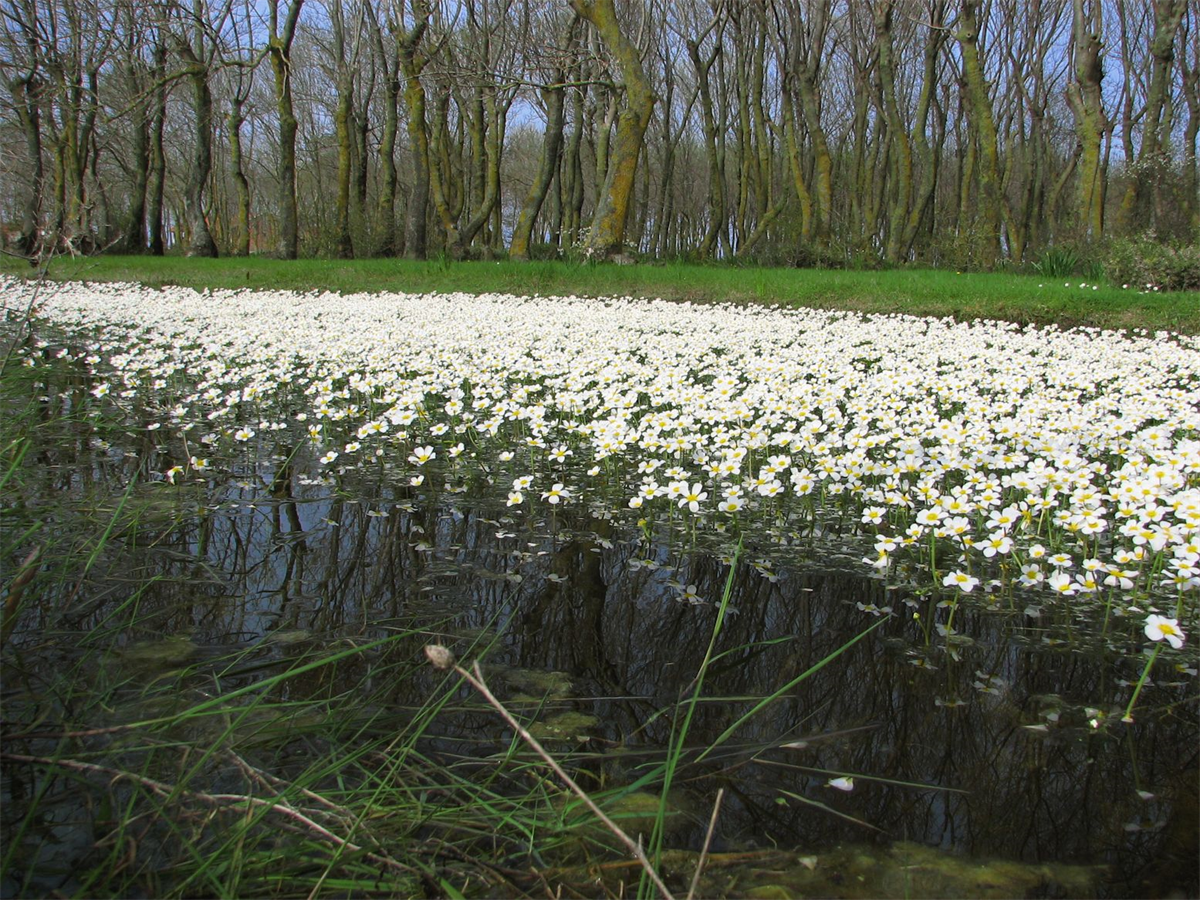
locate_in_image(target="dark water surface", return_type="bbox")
[5,445,1197,899]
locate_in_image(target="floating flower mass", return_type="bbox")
[9,277,1200,631]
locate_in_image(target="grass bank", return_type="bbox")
[9,253,1199,333]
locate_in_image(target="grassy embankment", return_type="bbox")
[7,253,1199,333]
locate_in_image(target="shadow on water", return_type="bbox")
[1,346,1196,898]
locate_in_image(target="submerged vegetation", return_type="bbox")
[2,278,1197,897]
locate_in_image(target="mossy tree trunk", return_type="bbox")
[174,2,218,259]
[228,96,251,256]
[956,0,1003,268]
[901,0,948,260]
[570,0,656,259]
[115,5,150,255]
[268,0,304,259]
[778,0,833,248]
[1066,0,1108,241]
[397,1,432,259]
[1116,0,1186,235]
[1182,21,1200,234]
[687,23,725,259]
[875,0,913,264]
[147,38,167,256]
[511,72,566,260]
[5,10,44,258]
[330,0,359,259]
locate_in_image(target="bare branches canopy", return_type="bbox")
[0,0,1195,265]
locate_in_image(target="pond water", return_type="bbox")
[3,289,1199,898]
[3,434,1196,898]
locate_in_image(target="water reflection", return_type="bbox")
[5,447,1198,899]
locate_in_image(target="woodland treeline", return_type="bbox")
[1,0,1197,268]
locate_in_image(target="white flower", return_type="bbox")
[409,445,435,465]
[679,482,708,512]
[861,506,885,525]
[826,777,854,791]
[542,483,569,504]
[1047,571,1076,595]
[942,571,979,593]
[1144,614,1186,649]
[915,508,943,526]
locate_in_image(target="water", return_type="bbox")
[3,439,1196,898]
[2,325,1197,898]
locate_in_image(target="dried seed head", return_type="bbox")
[424,644,456,670]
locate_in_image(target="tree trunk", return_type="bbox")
[398,5,431,259]
[900,0,947,260]
[688,33,724,259]
[1066,0,1108,240]
[456,87,507,253]
[1182,19,1200,234]
[427,91,462,252]
[781,97,813,244]
[511,76,565,260]
[333,81,354,258]
[1116,0,1186,234]
[561,82,586,249]
[956,0,1003,268]
[147,40,167,256]
[875,0,913,264]
[176,24,218,258]
[229,97,251,256]
[7,69,43,257]
[376,68,400,255]
[269,0,304,259]
[570,0,656,259]
[330,0,357,259]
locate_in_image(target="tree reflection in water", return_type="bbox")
[28,458,1190,899]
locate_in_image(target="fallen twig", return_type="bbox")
[425,645,677,900]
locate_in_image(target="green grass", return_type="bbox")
[9,253,1200,333]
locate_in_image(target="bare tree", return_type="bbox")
[570,0,656,259]
[511,8,574,260]
[268,0,304,258]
